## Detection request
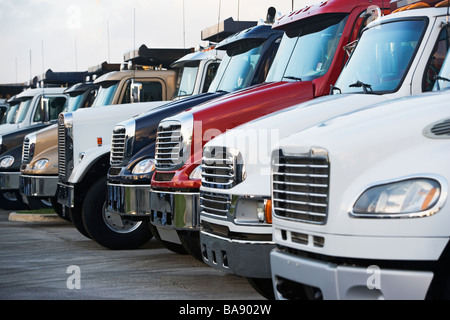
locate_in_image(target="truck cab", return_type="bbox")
[198,0,450,299]
[18,82,100,215]
[0,88,68,209]
[93,18,284,251]
[0,87,67,135]
[270,40,450,299]
[148,0,389,294]
[55,49,223,246]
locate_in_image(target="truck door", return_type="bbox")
[120,79,165,104]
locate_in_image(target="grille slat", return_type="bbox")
[57,117,66,178]
[200,192,231,216]
[201,147,237,190]
[22,138,30,164]
[110,126,126,166]
[272,149,329,225]
[155,122,182,169]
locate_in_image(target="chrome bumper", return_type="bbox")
[270,248,434,300]
[149,190,200,230]
[200,231,274,278]
[0,172,20,190]
[19,175,57,197]
[106,183,150,216]
[56,182,74,207]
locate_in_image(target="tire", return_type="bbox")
[0,191,29,211]
[69,205,91,239]
[148,223,187,255]
[81,176,153,250]
[178,230,203,262]
[247,277,275,300]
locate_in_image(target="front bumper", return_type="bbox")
[106,182,150,217]
[19,174,57,197]
[56,182,75,207]
[200,231,274,278]
[0,172,20,190]
[200,192,274,278]
[149,189,200,230]
[270,248,434,300]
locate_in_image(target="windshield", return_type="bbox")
[435,51,450,91]
[266,14,348,82]
[64,94,84,112]
[173,63,200,99]
[91,81,118,107]
[335,19,427,94]
[2,103,19,124]
[208,40,265,93]
[15,97,34,123]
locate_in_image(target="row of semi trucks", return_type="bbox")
[1,0,450,300]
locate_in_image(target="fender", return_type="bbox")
[68,145,111,184]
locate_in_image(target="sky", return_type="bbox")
[0,0,320,85]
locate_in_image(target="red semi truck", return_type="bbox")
[149,0,389,269]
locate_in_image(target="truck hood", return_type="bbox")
[202,93,389,196]
[274,89,450,239]
[182,81,317,166]
[131,91,229,159]
[0,123,20,136]
[71,101,169,171]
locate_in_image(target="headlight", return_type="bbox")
[131,159,155,175]
[189,165,202,180]
[0,156,14,168]
[352,178,441,218]
[32,159,50,170]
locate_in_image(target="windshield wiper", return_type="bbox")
[435,75,450,91]
[349,81,376,94]
[283,76,302,81]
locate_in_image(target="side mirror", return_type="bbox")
[131,82,142,103]
[40,97,50,122]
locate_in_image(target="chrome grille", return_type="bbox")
[155,122,182,169]
[272,148,329,225]
[58,116,66,178]
[202,147,235,189]
[200,191,231,217]
[22,137,30,164]
[110,126,126,166]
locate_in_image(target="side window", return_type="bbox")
[422,27,449,92]
[33,95,67,122]
[201,62,220,93]
[83,88,98,108]
[121,80,163,104]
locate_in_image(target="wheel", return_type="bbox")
[0,191,29,210]
[178,230,203,262]
[247,278,275,300]
[148,223,187,255]
[81,176,153,250]
[69,205,91,239]
[50,197,71,222]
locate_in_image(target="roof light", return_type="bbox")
[390,0,443,12]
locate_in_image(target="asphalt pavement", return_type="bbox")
[0,209,265,301]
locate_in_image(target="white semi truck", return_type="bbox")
[56,48,223,247]
[270,67,450,300]
[199,0,450,298]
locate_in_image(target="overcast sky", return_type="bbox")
[0,0,320,85]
